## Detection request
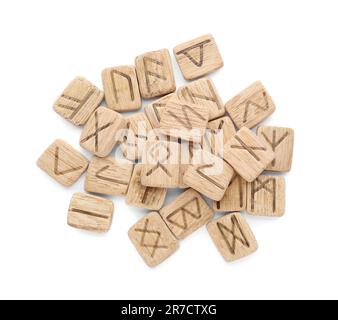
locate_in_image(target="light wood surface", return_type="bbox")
[53,76,104,126]
[159,98,209,141]
[183,151,234,201]
[67,192,113,232]
[174,34,223,80]
[212,175,247,212]
[141,140,181,188]
[37,139,88,187]
[144,93,174,128]
[102,65,141,112]
[128,211,179,267]
[135,49,176,99]
[126,164,167,210]
[223,127,275,182]
[160,189,214,240]
[225,81,275,129]
[257,126,294,172]
[177,78,224,120]
[119,113,153,161]
[80,107,125,157]
[85,157,134,196]
[247,175,285,217]
[207,212,258,262]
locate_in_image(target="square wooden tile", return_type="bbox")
[207,116,236,144]
[85,157,134,196]
[247,175,285,217]
[37,139,88,187]
[141,140,181,188]
[67,193,113,233]
[174,34,223,80]
[225,81,276,129]
[207,212,258,262]
[135,49,176,99]
[102,65,141,112]
[144,93,174,128]
[212,175,247,212]
[126,164,167,211]
[159,98,209,141]
[257,126,294,172]
[160,189,214,240]
[183,151,234,201]
[80,107,125,157]
[128,211,179,267]
[53,76,104,126]
[223,127,275,182]
[177,78,224,120]
[119,113,153,161]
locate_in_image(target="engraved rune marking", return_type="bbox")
[110,70,135,103]
[95,165,129,185]
[57,88,96,120]
[135,219,168,258]
[181,80,221,110]
[241,91,269,124]
[176,39,211,67]
[251,177,276,212]
[166,197,202,230]
[217,216,250,255]
[146,143,172,177]
[196,164,225,190]
[54,146,83,176]
[231,136,267,162]
[80,111,115,151]
[167,104,207,130]
[143,57,167,94]
[260,130,289,166]
[70,208,109,220]
[153,102,167,122]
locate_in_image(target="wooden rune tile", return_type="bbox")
[160,189,214,240]
[67,192,114,232]
[80,107,125,157]
[53,76,104,126]
[102,65,141,112]
[207,212,258,262]
[85,157,134,196]
[128,211,179,267]
[37,139,89,187]
[174,34,223,80]
[135,49,176,99]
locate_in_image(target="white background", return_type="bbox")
[0,0,337,300]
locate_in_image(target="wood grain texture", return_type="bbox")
[174,34,223,80]
[128,211,179,267]
[37,139,88,187]
[160,189,214,240]
[67,193,113,232]
[159,98,209,141]
[135,49,176,99]
[207,116,236,144]
[177,78,224,120]
[223,127,275,182]
[126,164,167,211]
[207,212,258,262]
[102,65,141,112]
[119,113,153,161]
[225,81,275,129]
[257,126,294,172]
[53,76,104,126]
[247,175,285,217]
[141,140,181,188]
[85,157,134,196]
[212,175,247,212]
[183,151,234,201]
[80,107,125,157]
[144,93,174,128]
